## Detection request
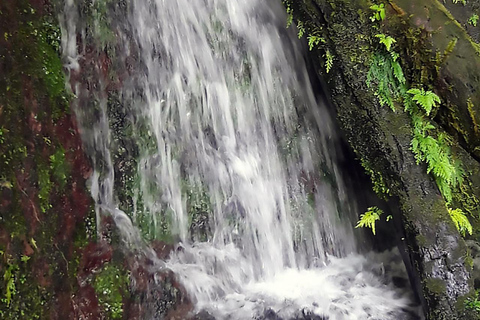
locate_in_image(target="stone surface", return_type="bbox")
[291,0,478,319]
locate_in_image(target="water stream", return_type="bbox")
[60,0,422,318]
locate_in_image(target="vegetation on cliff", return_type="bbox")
[0,0,132,318]
[282,0,480,319]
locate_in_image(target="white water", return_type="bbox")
[60,0,421,318]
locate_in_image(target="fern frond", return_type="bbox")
[448,207,472,236]
[325,50,334,73]
[297,21,305,38]
[431,156,455,181]
[355,206,384,235]
[407,88,441,116]
[375,34,396,52]
[437,177,453,204]
[370,4,386,21]
[392,60,405,85]
[286,6,294,28]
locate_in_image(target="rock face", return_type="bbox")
[0,0,99,318]
[0,1,187,319]
[289,0,480,319]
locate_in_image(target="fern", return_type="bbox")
[325,49,334,73]
[356,206,384,235]
[365,17,470,237]
[407,88,441,116]
[469,14,479,27]
[286,5,293,28]
[448,208,472,236]
[376,34,396,52]
[410,111,463,203]
[297,20,305,38]
[407,89,463,205]
[367,52,406,111]
[308,32,324,51]
[370,4,386,22]
[391,53,406,85]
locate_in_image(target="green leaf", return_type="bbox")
[286,6,293,28]
[297,21,305,38]
[407,88,441,116]
[3,264,18,306]
[468,14,479,27]
[375,34,396,52]
[391,60,405,84]
[448,208,472,236]
[31,238,37,250]
[325,49,334,73]
[308,34,323,51]
[370,4,386,21]
[380,7,386,20]
[355,206,384,235]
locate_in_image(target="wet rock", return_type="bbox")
[291,0,475,319]
[261,308,283,320]
[466,240,480,289]
[151,239,175,260]
[294,309,329,320]
[128,257,193,320]
[193,310,216,320]
[78,241,113,281]
[72,284,102,320]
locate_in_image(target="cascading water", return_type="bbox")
[60,0,422,319]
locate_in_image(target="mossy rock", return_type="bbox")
[291,0,476,318]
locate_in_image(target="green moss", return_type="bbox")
[49,146,70,188]
[184,180,212,242]
[4,3,69,118]
[37,161,53,213]
[426,277,447,295]
[467,98,479,135]
[453,177,480,221]
[0,1,89,318]
[93,263,129,319]
[416,234,428,247]
[0,254,49,320]
[35,143,70,214]
[360,158,391,199]
[465,253,474,271]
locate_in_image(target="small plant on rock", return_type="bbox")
[448,208,472,236]
[356,206,384,235]
[469,14,479,27]
[370,4,386,22]
[376,34,396,52]
[407,88,441,116]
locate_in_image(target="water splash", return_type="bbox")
[59,0,421,318]
[185,250,420,319]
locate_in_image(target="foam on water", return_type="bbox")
[168,248,420,319]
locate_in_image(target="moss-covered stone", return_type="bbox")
[287,0,478,318]
[0,0,108,318]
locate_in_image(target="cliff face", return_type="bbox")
[0,1,134,318]
[288,0,480,319]
[0,0,94,318]
[0,1,192,318]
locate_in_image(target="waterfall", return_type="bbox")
[60,0,421,318]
